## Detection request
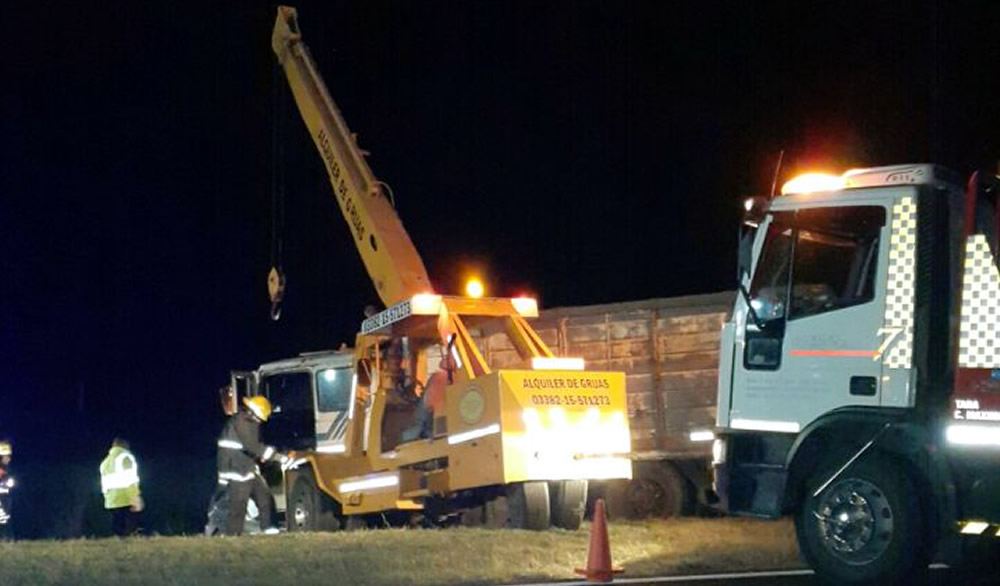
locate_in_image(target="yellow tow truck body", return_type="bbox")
[257,6,630,530]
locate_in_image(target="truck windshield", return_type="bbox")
[750,206,885,323]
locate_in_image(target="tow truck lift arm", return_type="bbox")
[271,6,432,308]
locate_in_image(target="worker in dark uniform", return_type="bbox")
[217,396,286,535]
[0,441,14,539]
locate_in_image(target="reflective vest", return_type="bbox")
[100,446,140,509]
[0,466,13,525]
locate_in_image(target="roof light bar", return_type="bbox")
[511,297,538,317]
[780,173,845,195]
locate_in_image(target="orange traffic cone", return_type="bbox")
[575,498,624,582]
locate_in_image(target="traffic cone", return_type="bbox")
[575,498,624,582]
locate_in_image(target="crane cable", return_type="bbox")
[268,61,288,321]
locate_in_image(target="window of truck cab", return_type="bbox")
[749,205,886,321]
[259,371,314,450]
[316,367,351,412]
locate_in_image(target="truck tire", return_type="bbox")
[287,475,341,532]
[796,455,928,585]
[549,480,588,530]
[506,481,550,530]
[608,462,690,519]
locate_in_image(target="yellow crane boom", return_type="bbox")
[271,5,431,308]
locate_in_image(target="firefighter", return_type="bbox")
[0,441,14,539]
[100,437,143,537]
[217,396,285,535]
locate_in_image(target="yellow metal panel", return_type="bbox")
[445,373,501,434]
[442,297,524,316]
[511,314,555,357]
[498,370,632,483]
[443,373,505,490]
[447,435,504,490]
[452,314,491,377]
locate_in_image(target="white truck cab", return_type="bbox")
[715,164,1000,584]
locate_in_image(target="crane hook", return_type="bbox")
[267,266,286,321]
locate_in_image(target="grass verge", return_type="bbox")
[0,517,800,586]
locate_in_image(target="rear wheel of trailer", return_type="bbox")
[506,481,551,530]
[605,461,692,519]
[549,479,588,530]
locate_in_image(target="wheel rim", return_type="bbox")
[813,477,893,565]
[625,478,665,517]
[293,498,310,529]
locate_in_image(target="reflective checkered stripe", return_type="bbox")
[883,196,916,369]
[958,234,1000,368]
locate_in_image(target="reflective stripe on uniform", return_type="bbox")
[219,471,256,483]
[261,446,275,460]
[101,452,139,492]
[217,439,244,450]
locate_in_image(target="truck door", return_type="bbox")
[227,371,256,415]
[259,371,317,451]
[730,204,890,430]
[314,366,353,452]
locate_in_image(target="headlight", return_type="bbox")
[712,438,726,465]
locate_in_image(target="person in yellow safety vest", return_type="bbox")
[217,396,287,535]
[0,440,14,539]
[100,437,143,537]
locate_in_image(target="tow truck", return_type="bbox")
[714,163,1000,583]
[230,6,632,531]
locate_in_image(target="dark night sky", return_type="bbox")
[2,0,1000,464]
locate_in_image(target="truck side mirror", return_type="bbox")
[738,227,755,281]
[219,385,237,416]
[738,197,769,281]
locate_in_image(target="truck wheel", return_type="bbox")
[549,480,588,530]
[611,462,690,519]
[506,481,550,530]
[288,476,341,532]
[796,455,928,585]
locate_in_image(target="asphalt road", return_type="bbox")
[517,566,1000,586]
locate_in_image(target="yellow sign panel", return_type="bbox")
[502,371,627,412]
[498,370,631,483]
